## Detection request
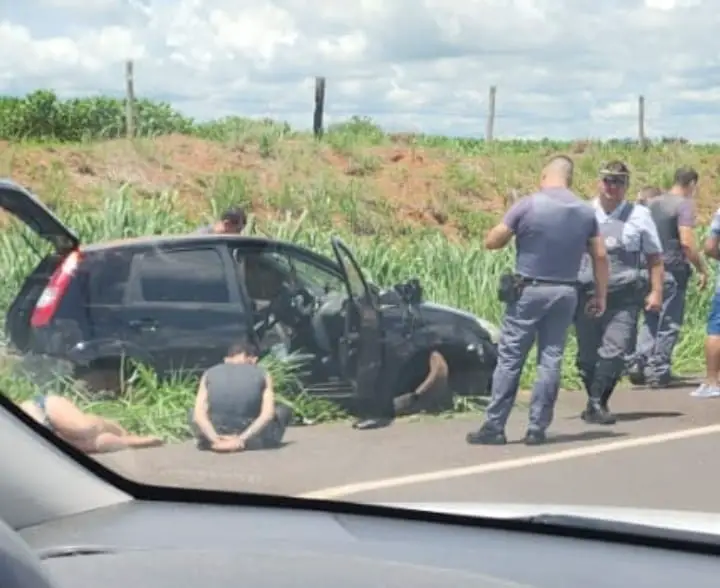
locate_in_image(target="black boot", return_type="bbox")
[466,424,507,445]
[627,360,646,386]
[577,364,595,398]
[600,377,620,412]
[581,361,617,425]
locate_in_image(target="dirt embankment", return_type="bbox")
[2,135,719,238]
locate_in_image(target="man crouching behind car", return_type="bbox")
[190,340,293,453]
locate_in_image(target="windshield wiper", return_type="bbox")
[37,545,119,560]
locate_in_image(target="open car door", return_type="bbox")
[0,180,79,252]
[330,237,383,402]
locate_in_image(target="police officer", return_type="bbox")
[467,155,609,446]
[575,161,664,425]
[628,167,708,387]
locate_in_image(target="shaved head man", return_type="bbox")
[541,155,574,186]
[467,154,609,446]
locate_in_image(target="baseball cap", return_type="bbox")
[599,161,630,184]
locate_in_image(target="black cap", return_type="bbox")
[221,206,247,226]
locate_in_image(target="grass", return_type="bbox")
[0,94,717,440]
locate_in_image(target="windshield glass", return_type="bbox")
[1,6,717,532]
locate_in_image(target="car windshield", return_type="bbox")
[0,7,716,539]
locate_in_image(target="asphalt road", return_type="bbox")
[96,379,720,513]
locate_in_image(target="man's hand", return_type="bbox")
[210,436,245,453]
[645,290,663,313]
[697,271,708,291]
[585,295,606,317]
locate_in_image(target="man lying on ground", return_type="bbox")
[190,340,293,453]
[18,395,163,454]
[393,350,451,416]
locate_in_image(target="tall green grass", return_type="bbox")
[0,186,712,438]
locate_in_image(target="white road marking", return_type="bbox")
[299,424,720,500]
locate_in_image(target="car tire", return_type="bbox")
[75,358,129,399]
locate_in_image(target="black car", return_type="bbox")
[0,179,499,409]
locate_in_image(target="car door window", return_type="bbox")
[88,250,134,305]
[136,248,230,304]
[241,253,287,302]
[235,247,344,301]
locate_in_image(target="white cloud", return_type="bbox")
[2,0,720,140]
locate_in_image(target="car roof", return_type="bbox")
[80,234,285,253]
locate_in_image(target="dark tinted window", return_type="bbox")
[137,248,229,303]
[88,250,134,305]
[235,247,344,300]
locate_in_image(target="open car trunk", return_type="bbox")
[0,180,80,352]
[5,254,67,352]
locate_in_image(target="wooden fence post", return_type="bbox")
[485,85,496,142]
[313,77,326,139]
[125,60,135,138]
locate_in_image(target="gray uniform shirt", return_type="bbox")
[578,199,663,289]
[591,199,663,250]
[194,224,214,234]
[503,188,599,282]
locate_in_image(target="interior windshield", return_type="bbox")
[1,2,716,540]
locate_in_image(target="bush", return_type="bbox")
[0,90,195,141]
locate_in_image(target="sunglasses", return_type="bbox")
[601,175,627,186]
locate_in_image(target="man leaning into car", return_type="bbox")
[466,155,609,446]
[195,206,247,235]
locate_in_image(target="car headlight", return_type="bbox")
[475,318,500,344]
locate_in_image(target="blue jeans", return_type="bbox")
[707,292,720,336]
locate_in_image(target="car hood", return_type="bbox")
[419,302,500,344]
[385,502,720,536]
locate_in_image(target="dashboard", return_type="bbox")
[8,499,720,588]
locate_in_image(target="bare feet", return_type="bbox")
[124,435,164,448]
[89,433,165,454]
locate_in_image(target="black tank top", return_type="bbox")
[205,363,267,431]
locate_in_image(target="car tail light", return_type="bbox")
[30,250,83,328]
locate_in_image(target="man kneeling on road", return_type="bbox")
[190,340,292,453]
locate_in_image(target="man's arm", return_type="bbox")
[586,215,609,304]
[704,210,720,261]
[238,373,276,444]
[639,208,665,297]
[677,199,708,277]
[192,374,220,444]
[484,197,530,250]
[413,351,449,397]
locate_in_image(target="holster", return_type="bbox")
[582,276,649,308]
[612,277,649,308]
[498,273,525,304]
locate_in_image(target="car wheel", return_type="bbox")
[75,358,128,399]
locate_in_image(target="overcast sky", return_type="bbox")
[1,0,718,140]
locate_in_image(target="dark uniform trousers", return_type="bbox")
[575,289,641,412]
